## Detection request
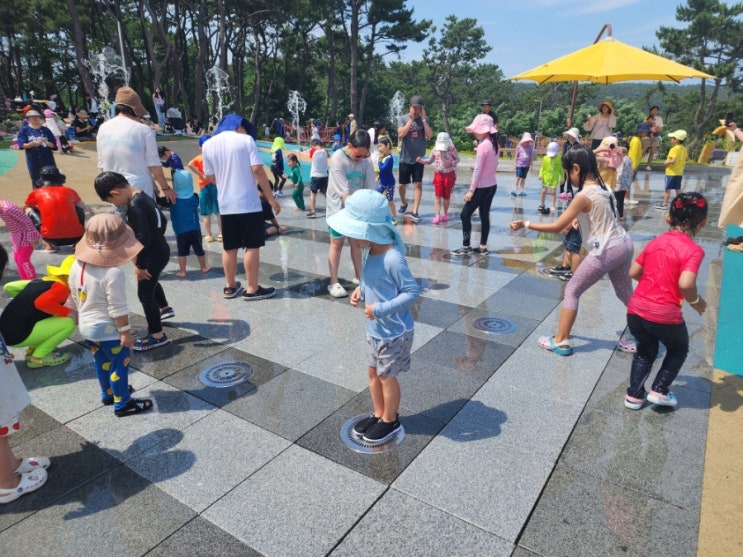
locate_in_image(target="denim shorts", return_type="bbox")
[564,227,582,255]
[665,175,683,190]
[515,166,529,179]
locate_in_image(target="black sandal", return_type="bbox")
[102,384,135,406]
[114,397,154,417]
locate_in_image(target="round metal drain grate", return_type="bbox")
[199,362,255,388]
[269,271,304,282]
[472,316,517,334]
[340,414,405,454]
[537,267,556,278]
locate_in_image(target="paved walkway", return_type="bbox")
[0,145,739,556]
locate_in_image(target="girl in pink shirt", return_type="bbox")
[0,200,41,279]
[624,192,707,410]
[451,115,498,256]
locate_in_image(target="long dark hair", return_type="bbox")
[561,146,606,192]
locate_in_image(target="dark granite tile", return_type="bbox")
[7,405,61,448]
[0,425,122,531]
[498,270,566,300]
[146,517,261,557]
[296,392,445,485]
[163,347,288,408]
[0,466,195,555]
[478,289,560,321]
[409,297,469,329]
[223,369,355,442]
[519,463,699,557]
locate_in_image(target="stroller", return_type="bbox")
[164,107,185,135]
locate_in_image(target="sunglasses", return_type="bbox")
[349,145,370,159]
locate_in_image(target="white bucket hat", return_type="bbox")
[434,132,454,152]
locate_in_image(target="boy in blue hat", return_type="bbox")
[327,189,420,443]
[170,170,210,277]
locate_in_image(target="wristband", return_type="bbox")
[117,325,131,332]
[688,296,700,305]
[524,221,530,230]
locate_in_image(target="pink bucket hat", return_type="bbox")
[43,108,56,118]
[519,132,534,144]
[465,114,497,135]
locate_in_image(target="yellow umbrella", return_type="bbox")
[508,36,714,85]
[507,25,715,125]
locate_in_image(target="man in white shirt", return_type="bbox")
[96,87,175,203]
[202,114,280,300]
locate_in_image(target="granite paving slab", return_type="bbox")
[146,516,262,557]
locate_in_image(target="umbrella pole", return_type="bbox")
[569,24,613,127]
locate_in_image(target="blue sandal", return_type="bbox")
[538,336,573,356]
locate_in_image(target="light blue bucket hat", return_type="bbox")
[326,189,406,253]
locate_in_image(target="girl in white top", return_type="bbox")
[510,146,634,356]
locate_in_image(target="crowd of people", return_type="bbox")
[0,88,712,505]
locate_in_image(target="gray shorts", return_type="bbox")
[366,330,414,376]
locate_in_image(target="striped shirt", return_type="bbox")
[0,200,41,251]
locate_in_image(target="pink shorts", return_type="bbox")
[433,172,456,199]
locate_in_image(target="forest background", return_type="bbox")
[2,0,743,157]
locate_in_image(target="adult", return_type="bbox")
[510,147,634,356]
[645,105,664,170]
[202,114,280,300]
[397,95,433,223]
[96,86,176,203]
[326,129,376,298]
[16,109,57,189]
[152,86,165,127]
[84,93,99,120]
[480,99,498,127]
[584,100,616,150]
[73,109,96,139]
[347,113,357,138]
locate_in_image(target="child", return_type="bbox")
[538,141,562,214]
[307,138,328,218]
[0,200,41,279]
[559,127,581,200]
[284,153,305,211]
[417,132,460,224]
[69,213,154,417]
[656,130,688,210]
[0,244,50,504]
[270,136,286,196]
[94,171,173,351]
[170,170,210,277]
[0,257,76,368]
[331,134,342,152]
[547,219,582,282]
[512,132,533,196]
[259,188,288,237]
[23,166,86,249]
[593,135,622,191]
[615,140,633,220]
[43,108,71,153]
[158,146,184,177]
[187,135,222,242]
[326,190,419,443]
[452,114,499,256]
[624,192,708,410]
[377,137,398,223]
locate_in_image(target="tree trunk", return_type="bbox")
[66,0,96,98]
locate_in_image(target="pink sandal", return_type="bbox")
[538,336,573,356]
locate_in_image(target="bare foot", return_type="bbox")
[201,267,211,273]
[279,225,288,232]
[175,271,187,278]
[293,207,303,212]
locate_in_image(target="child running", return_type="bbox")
[307,138,328,218]
[284,153,306,211]
[417,132,459,224]
[69,213,154,417]
[538,141,562,214]
[170,170,210,277]
[0,200,41,279]
[376,137,397,223]
[326,189,420,443]
[512,132,533,196]
[624,192,708,410]
[270,136,287,196]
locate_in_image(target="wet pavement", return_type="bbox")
[0,162,733,556]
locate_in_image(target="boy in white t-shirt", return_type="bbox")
[307,138,329,218]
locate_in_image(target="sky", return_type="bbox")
[400,0,685,78]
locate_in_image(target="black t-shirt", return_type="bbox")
[0,280,54,345]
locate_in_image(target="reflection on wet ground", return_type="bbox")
[0,165,732,556]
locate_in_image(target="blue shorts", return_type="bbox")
[310,176,328,194]
[665,175,683,190]
[199,184,219,216]
[564,227,582,255]
[515,166,529,179]
[176,229,205,257]
[366,330,414,376]
[376,182,395,201]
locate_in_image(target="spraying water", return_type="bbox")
[206,66,233,123]
[85,47,127,113]
[388,91,405,128]
[286,91,307,144]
